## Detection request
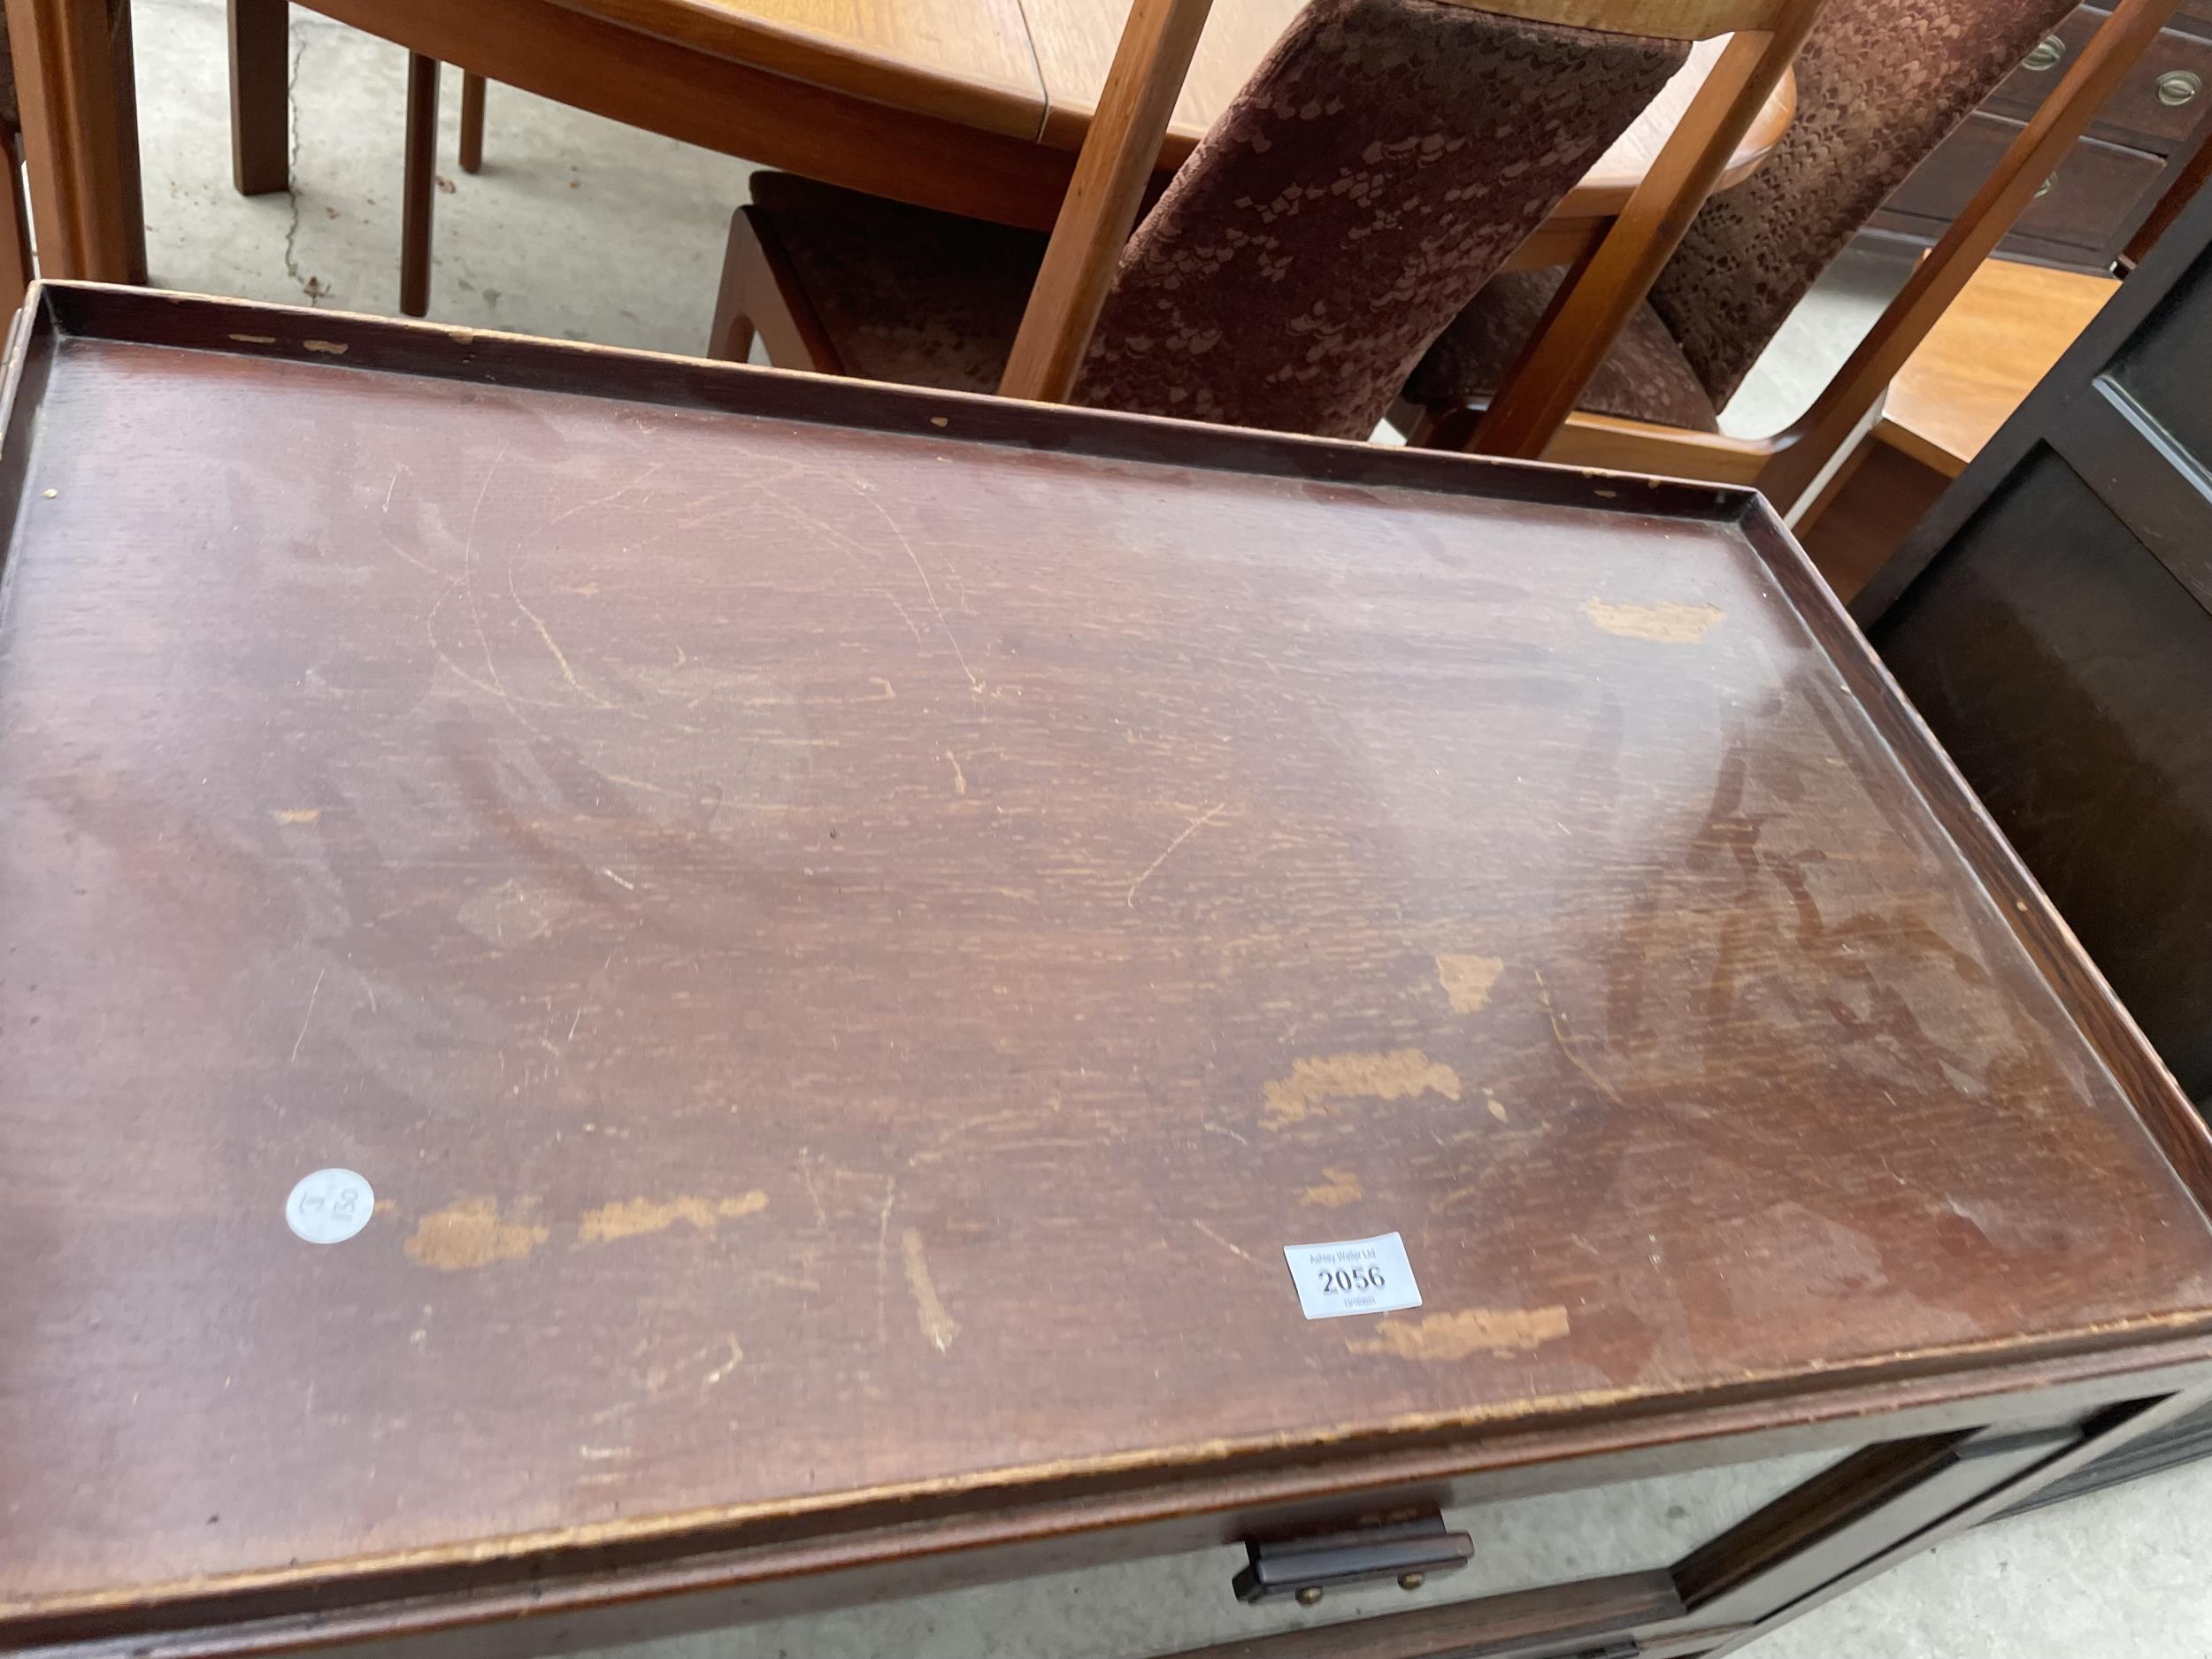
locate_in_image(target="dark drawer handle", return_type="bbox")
[1233,1513,1474,1607]
[2024,35,2065,72]
[2160,70,2201,107]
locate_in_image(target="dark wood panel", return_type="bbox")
[5,285,2212,1650]
[1876,111,2168,261]
[1876,452,2212,1098]
[1677,1427,2078,1627]
[2049,375,2212,605]
[2112,243,2212,457]
[1797,437,1951,606]
[1985,9,2212,154]
[2003,1394,2212,1511]
[1701,1389,2212,1655]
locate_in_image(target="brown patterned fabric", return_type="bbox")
[749,174,1044,396]
[1411,0,2078,425]
[749,0,1686,440]
[1071,0,1686,438]
[1401,265,1719,430]
[1653,0,2077,409]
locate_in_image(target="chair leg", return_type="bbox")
[708,208,762,362]
[458,73,485,174]
[709,204,841,372]
[0,136,33,309]
[399,52,439,317]
[1408,403,1479,449]
[228,0,288,196]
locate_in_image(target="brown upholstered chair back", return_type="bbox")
[1649,0,2078,411]
[1067,0,1690,441]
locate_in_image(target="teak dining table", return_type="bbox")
[4,281,2212,1659]
[3,0,1794,294]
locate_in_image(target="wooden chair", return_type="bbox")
[709,0,1823,443]
[1404,0,2184,511]
[0,0,140,308]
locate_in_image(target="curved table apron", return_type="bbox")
[301,0,1792,248]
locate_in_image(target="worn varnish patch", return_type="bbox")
[272,807,321,825]
[1263,1050,1462,1129]
[1301,1168,1365,1208]
[405,1198,549,1271]
[301,339,350,356]
[1585,599,1723,643]
[901,1229,959,1354]
[1351,1305,1571,1361]
[456,879,580,949]
[1435,954,1504,1013]
[578,1192,768,1244]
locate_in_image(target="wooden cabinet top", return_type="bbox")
[4,286,2210,1644]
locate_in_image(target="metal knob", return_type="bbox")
[1398,1572,1426,1592]
[2159,70,2201,107]
[1294,1586,1325,1609]
[2024,35,2066,72]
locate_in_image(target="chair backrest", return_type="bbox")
[1001,0,1816,442]
[1651,0,2079,415]
[1747,0,2180,505]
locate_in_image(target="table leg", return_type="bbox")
[399,52,438,316]
[4,0,147,282]
[228,0,289,196]
[458,71,485,173]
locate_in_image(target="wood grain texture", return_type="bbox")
[399,53,439,317]
[2126,117,2212,263]
[4,0,147,282]
[458,72,487,173]
[546,0,1048,138]
[303,0,1087,230]
[1880,258,2117,477]
[227,0,290,196]
[1000,0,1215,403]
[4,287,2212,1641]
[261,0,1790,253]
[1794,436,1949,604]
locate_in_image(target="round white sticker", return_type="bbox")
[286,1168,375,1244]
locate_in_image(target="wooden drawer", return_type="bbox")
[1986,8,2212,154]
[1874,111,2167,265]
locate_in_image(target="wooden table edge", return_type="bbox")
[6,1323,2212,1650]
[539,0,1051,140]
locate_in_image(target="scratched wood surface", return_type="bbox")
[4,290,2212,1635]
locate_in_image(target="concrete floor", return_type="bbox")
[117,0,2212,1651]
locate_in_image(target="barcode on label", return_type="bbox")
[1282,1231,1421,1320]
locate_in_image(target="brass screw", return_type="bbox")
[1295,1586,1325,1608]
[1399,1571,1426,1592]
